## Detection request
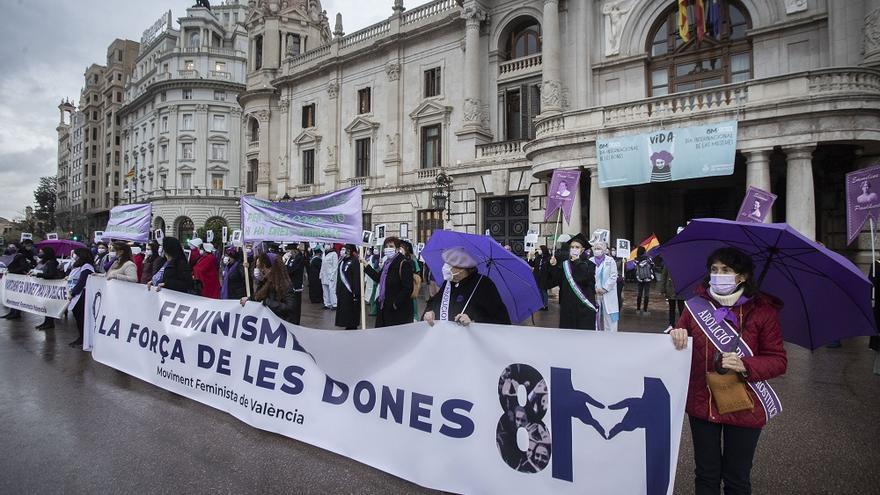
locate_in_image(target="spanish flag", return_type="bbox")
[125,168,135,179]
[678,0,690,42]
[628,233,661,261]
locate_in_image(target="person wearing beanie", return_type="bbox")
[422,246,509,327]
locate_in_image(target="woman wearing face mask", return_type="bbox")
[140,241,163,284]
[221,248,247,301]
[66,248,95,348]
[101,244,118,273]
[94,242,110,274]
[400,240,422,322]
[320,244,339,310]
[30,246,64,330]
[362,237,413,327]
[548,234,598,330]
[307,247,324,304]
[670,247,786,495]
[590,240,620,332]
[422,247,510,327]
[192,242,221,299]
[240,254,299,324]
[105,242,139,283]
[147,237,193,293]
[335,244,362,330]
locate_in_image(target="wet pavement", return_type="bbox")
[1,284,879,494]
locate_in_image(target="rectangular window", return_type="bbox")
[302,149,315,184]
[180,173,192,189]
[184,60,194,71]
[212,114,226,131]
[355,138,370,177]
[651,68,669,96]
[160,144,167,161]
[213,90,226,101]
[211,173,224,190]
[357,87,371,114]
[214,61,226,72]
[211,143,226,160]
[181,142,194,160]
[301,104,316,128]
[183,89,192,100]
[161,115,168,132]
[182,113,194,130]
[160,92,167,102]
[424,68,442,97]
[116,92,122,102]
[161,174,167,188]
[421,124,441,169]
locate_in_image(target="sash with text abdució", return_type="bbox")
[84,276,691,495]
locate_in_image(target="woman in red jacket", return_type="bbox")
[670,247,786,495]
[192,243,221,299]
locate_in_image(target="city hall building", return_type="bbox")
[239,0,880,266]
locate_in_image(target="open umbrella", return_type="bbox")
[421,230,543,324]
[658,218,875,350]
[36,239,86,258]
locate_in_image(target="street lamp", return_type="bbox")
[433,172,454,221]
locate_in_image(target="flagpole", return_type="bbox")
[242,246,251,299]
[873,218,880,376]
[551,210,562,258]
[359,246,367,330]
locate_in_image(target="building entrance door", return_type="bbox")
[484,196,529,256]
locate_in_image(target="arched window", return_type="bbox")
[249,118,260,143]
[503,18,542,60]
[190,32,201,48]
[176,216,194,241]
[646,1,752,96]
[246,159,259,193]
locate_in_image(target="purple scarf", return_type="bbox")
[377,254,399,308]
[711,294,750,332]
[221,261,240,299]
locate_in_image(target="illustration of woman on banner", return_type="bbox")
[649,150,674,182]
[857,179,879,204]
[548,233,597,330]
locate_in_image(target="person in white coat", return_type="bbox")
[319,245,339,309]
[590,240,619,331]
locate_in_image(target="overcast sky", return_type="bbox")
[0,0,386,222]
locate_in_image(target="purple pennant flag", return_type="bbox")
[102,203,152,243]
[241,186,363,244]
[544,169,581,223]
[736,186,777,224]
[846,164,880,245]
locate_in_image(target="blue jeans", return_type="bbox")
[541,289,549,307]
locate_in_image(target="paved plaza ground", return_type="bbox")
[1,285,878,494]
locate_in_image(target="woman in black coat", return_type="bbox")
[362,237,414,327]
[335,244,362,330]
[147,237,193,293]
[528,245,552,310]
[240,254,300,325]
[548,234,598,330]
[32,246,63,329]
[2,243,35,321]
[140,240,163,284]
[307,247,323,304]
[221,248,247,301]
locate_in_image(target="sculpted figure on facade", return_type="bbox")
[541,80,563,110]
[602,0,632,56]
[385,60,401,82]
[784,0,808,15]
[327,79,339,99]
[867,8,880,56]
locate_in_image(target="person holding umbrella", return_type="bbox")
[670,247,787,495]
[548,234,597,330]
[362,237,414,327]
[422,247,510,327]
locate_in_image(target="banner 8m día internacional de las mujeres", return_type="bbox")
[84,277,691,494]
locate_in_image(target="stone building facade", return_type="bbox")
[55,100,75,233]
[118,3,250,240]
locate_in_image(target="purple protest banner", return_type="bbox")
[241,186,363,244]
[544,169,581,223]
[101,203,152,243]
[846,165,880,245]
[736,186,777,224]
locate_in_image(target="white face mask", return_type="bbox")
[223,256,231,265]
[158,247,165,257]
[383,248,396,258]
[593,248,605,257]
[710,273,739,296]
[97,248,107,254]
[340,249,348,258]
[442,263,455,282]
[569,248,582,258]
[146,249,154,257]
[72,254,78,262]
[253,268,263,281]
[108,252,117,260]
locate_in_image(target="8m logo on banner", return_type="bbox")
[496,364,671,494]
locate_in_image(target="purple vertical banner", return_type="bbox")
[241,186,363,244]
[544,169,582,223]
[846,164,880,245]
[102,203,152,243]
[736,187,777,224]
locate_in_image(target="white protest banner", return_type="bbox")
[84,277,691,495]
[1,273,69,318]
[94,231,104,244]
[20,233,33,242]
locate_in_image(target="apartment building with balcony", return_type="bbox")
[240,0,880,264]
[55,100,75,234]
[119,2,249,240]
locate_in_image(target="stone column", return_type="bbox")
[746,149,773,221]
[540,0,563,115]
[256,110,271,199]
[278,98,290,194]
[588,166,610,233]
[864,0,880,66]
[785,146,816,240]
[460,6,488,132]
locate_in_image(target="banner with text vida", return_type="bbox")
[597,121,738,188]
[0,273,69,318]
[84,277,691,495]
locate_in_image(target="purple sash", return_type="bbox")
[685,296,782,422]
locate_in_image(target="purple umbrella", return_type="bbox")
[36,239,86,258]
[421,230,543,324]
[658,218,875,350]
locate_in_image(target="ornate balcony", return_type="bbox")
[498,54,543,82]
[476,140,526,160]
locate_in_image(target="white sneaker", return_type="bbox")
[664,325,673,334]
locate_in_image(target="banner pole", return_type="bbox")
[872,217,876,281]
[359,246,367,330]
[242,247,251,299]
[551,210,562,257]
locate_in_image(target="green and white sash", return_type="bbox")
[563,261,597,312]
